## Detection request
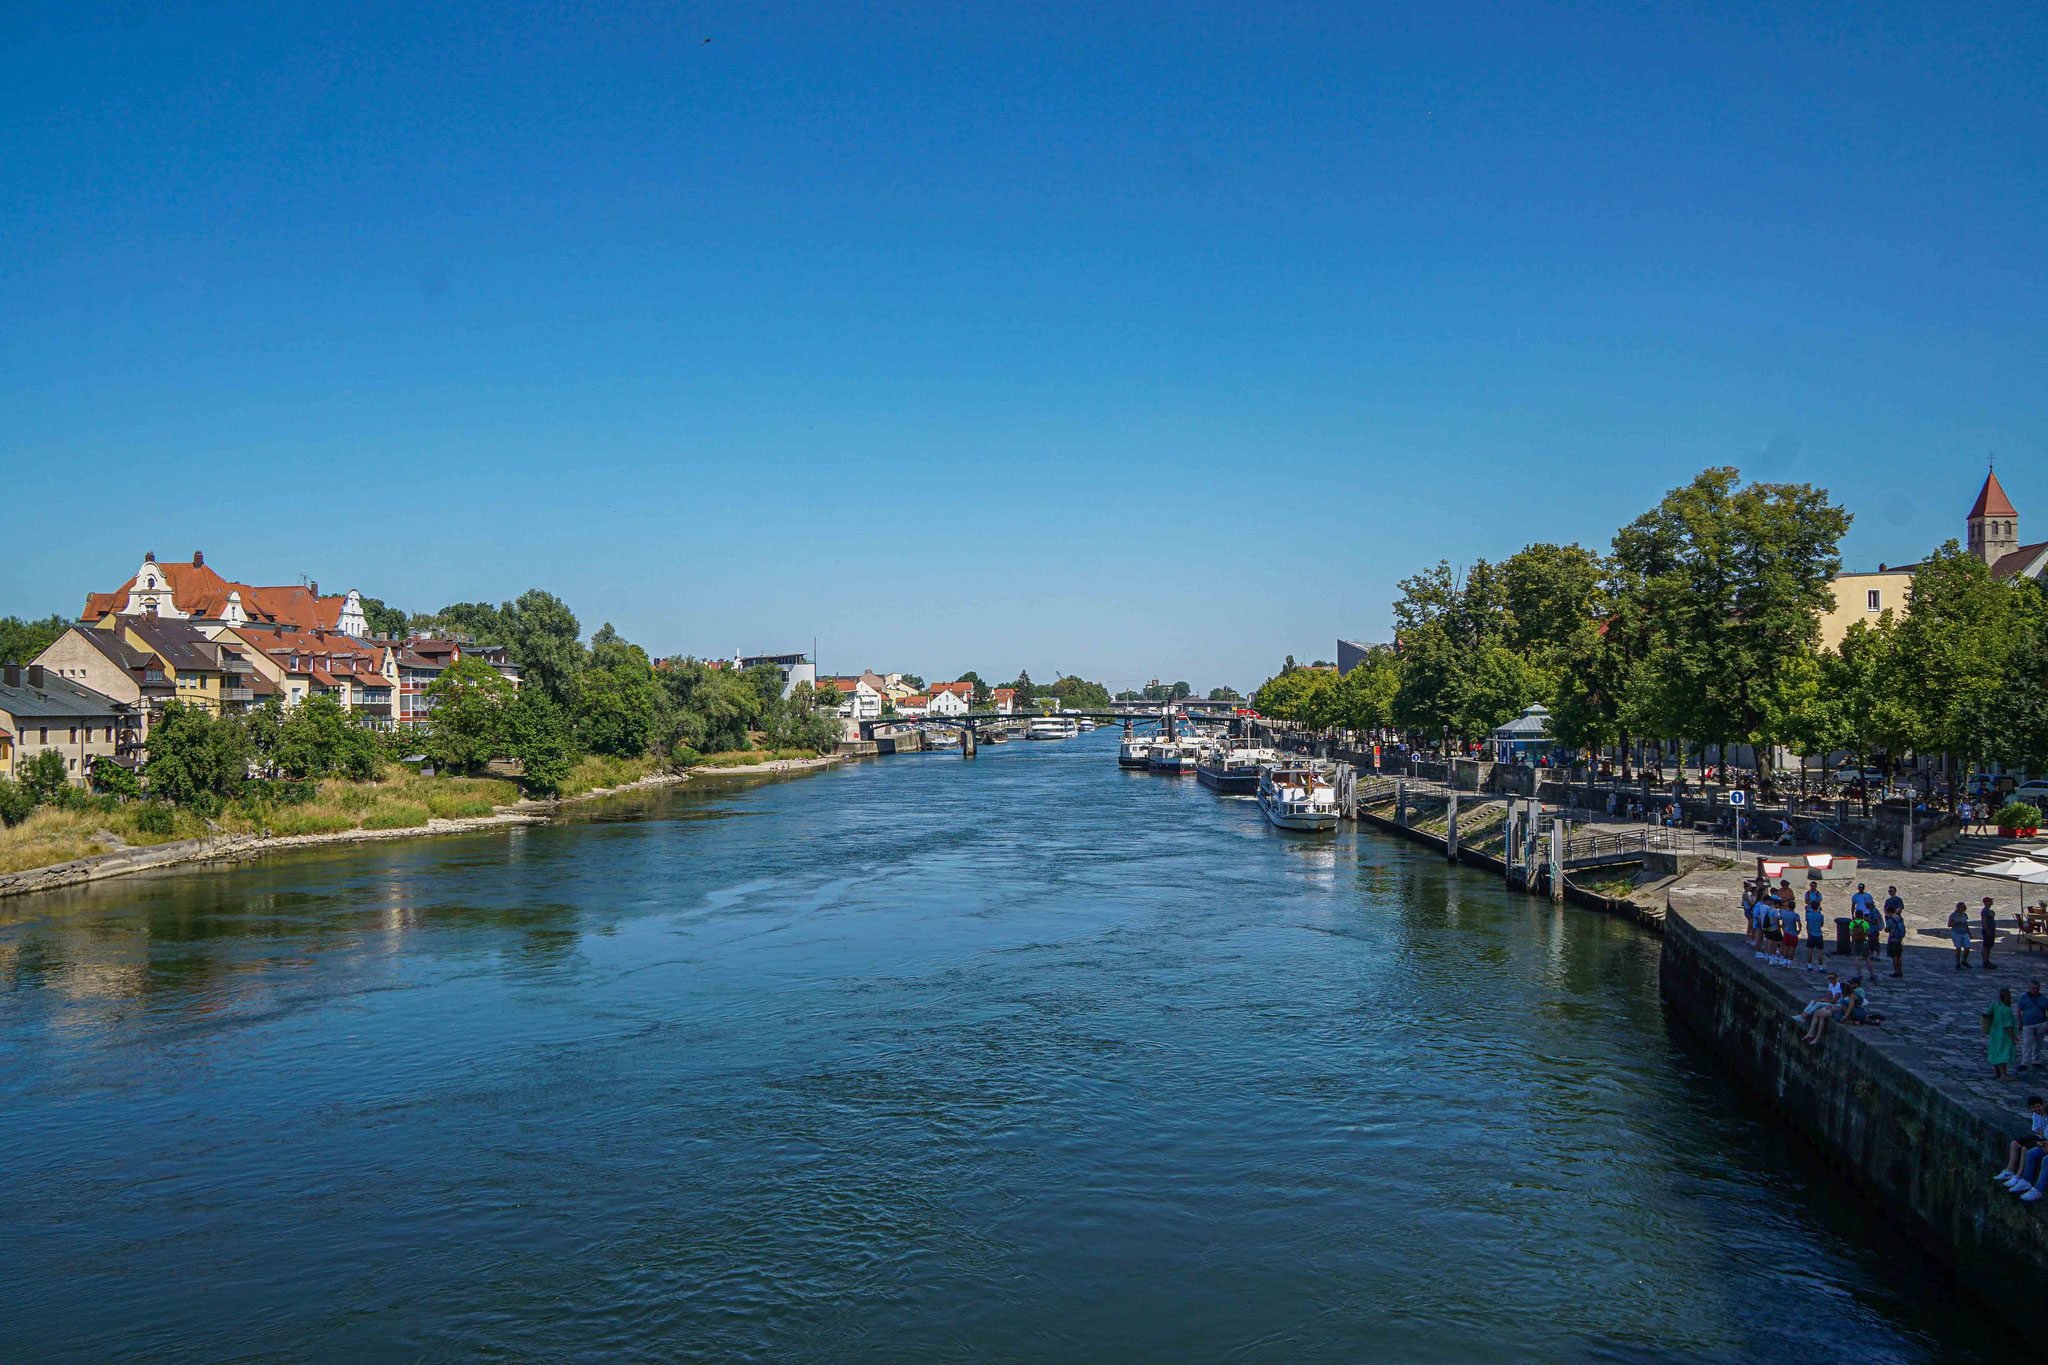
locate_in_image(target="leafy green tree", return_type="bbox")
[501,589,584,707]
[1207,686,1243,702]
[357,596,409,638]
[21,749,70,805]
[1454,646,1546,738]
[1115,690,1143,702]
[413,600,508,643]
[578,648,666,757]
[0,614,68,664]
[1332,649,1400,732]
[273,695,382,780]
[899,674,925,691]
[503,691,573,794]
[1002,670,1036,711]
[424,656,515,772]
[1499,542,1604,666]
[91,755,142,800]
[144,701,252,811]
[1046,675,1113,708]
[1891,543,2021,788]
[656,658,760,754]
[0,777,34,827]
[1611,467,1849,771]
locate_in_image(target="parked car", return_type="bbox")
[2011,780,2048,805]
[1830,766,1885,787]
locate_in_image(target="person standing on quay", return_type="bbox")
[2019,980,2048,1073]
[1950,902,1975,969]
[1884,892,1907,979]
[1980,896,2001,970]
[1805,890,1827,970]
[1989,988,2019,1081]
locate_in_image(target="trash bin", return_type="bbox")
[1835,917,1852,956]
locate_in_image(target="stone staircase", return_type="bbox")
[1912,833,2042,876]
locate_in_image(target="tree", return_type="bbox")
[1453,646,1546,738]
[0,778,33,827]
[1002,670,1036,711]
[413,601,508,643]
[1889,542,2020,788]
[0,614,68,664]
[577,666,663,757]
[272,695,383,780]
[21,749,70,805]
[500,590,584,707]
[144,701,252,811]
[503,691,573,794]
[1611,467,1850,770]
[657,658,761,754]
[899,674,925,691]
[424,656,515,772]
[1333,649,1400,733]
[357,596,409,639]
[1045,675,1113,709]
[91,755,142,800]
[1207,686,1242,702]
[1499,542,1604,665]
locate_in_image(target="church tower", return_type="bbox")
[1967,466,2019,567]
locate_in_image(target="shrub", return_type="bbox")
[21,749,70,805]
[131,801,175,836]
[1994,801,2043,829]
[0,778,33,828]
[362,803,431,830]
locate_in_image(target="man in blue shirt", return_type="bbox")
[2019,980,2048,1072]
[1805,895,1827,970]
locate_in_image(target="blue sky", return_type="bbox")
[4,2,2044,692]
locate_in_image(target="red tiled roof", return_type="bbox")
[930,680,974,695]
[84,557,350,631]
[1990,541,2048,581]
[1970,469,2018,519]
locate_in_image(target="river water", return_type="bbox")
[0,734,2014,1361]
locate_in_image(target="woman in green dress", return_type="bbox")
[1990,988,2019,1080]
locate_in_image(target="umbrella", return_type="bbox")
[1977,856,2048,879]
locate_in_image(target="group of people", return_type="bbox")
[1745,879,1906,978]
[1944,897,2007,970]
[1793,969,1876,1044]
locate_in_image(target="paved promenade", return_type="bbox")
[1662,858,2048,1119]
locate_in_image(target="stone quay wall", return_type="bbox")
[1660,912,2048,1338]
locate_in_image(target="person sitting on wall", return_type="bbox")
[1797,972,1846,1044]
[1996,1096,2048,1200]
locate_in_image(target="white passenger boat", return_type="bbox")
[1257,764,1338,831]
[1118,732,1153,768]
[1147,739,1198,774]
[1196,742,1274,793]
[1028,717,1079,741]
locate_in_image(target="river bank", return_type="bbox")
[1656,859,2048,1339]
[0,770,683,902]
[0,753,866,904]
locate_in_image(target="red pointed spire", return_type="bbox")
[1969,466,2017,519]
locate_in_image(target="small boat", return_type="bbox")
[1117,732,1153,768]
[1196,742,1273,793]
[1076,718,1096,732]
[1028,717,1079,741]
[1147,739,1198,774]
[1258,764,1338,832]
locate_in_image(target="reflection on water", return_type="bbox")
[0,740,2017,1361]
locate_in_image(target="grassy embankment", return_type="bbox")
[1,748,821,877]
[0,804,215,875]
[218,768,522,837]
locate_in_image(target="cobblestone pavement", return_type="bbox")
[1664,857,2048,1125]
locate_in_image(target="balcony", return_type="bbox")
[222,686,254,702]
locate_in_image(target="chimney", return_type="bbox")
[144,550,155,563]
[1878,562,1887,572]
[2,664,17,687]
[193,550,204,566]
[27,665,44,688]
[310,581,319,597]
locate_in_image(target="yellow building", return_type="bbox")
[1818,570,1913,649]
[1819,468,2048,650]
